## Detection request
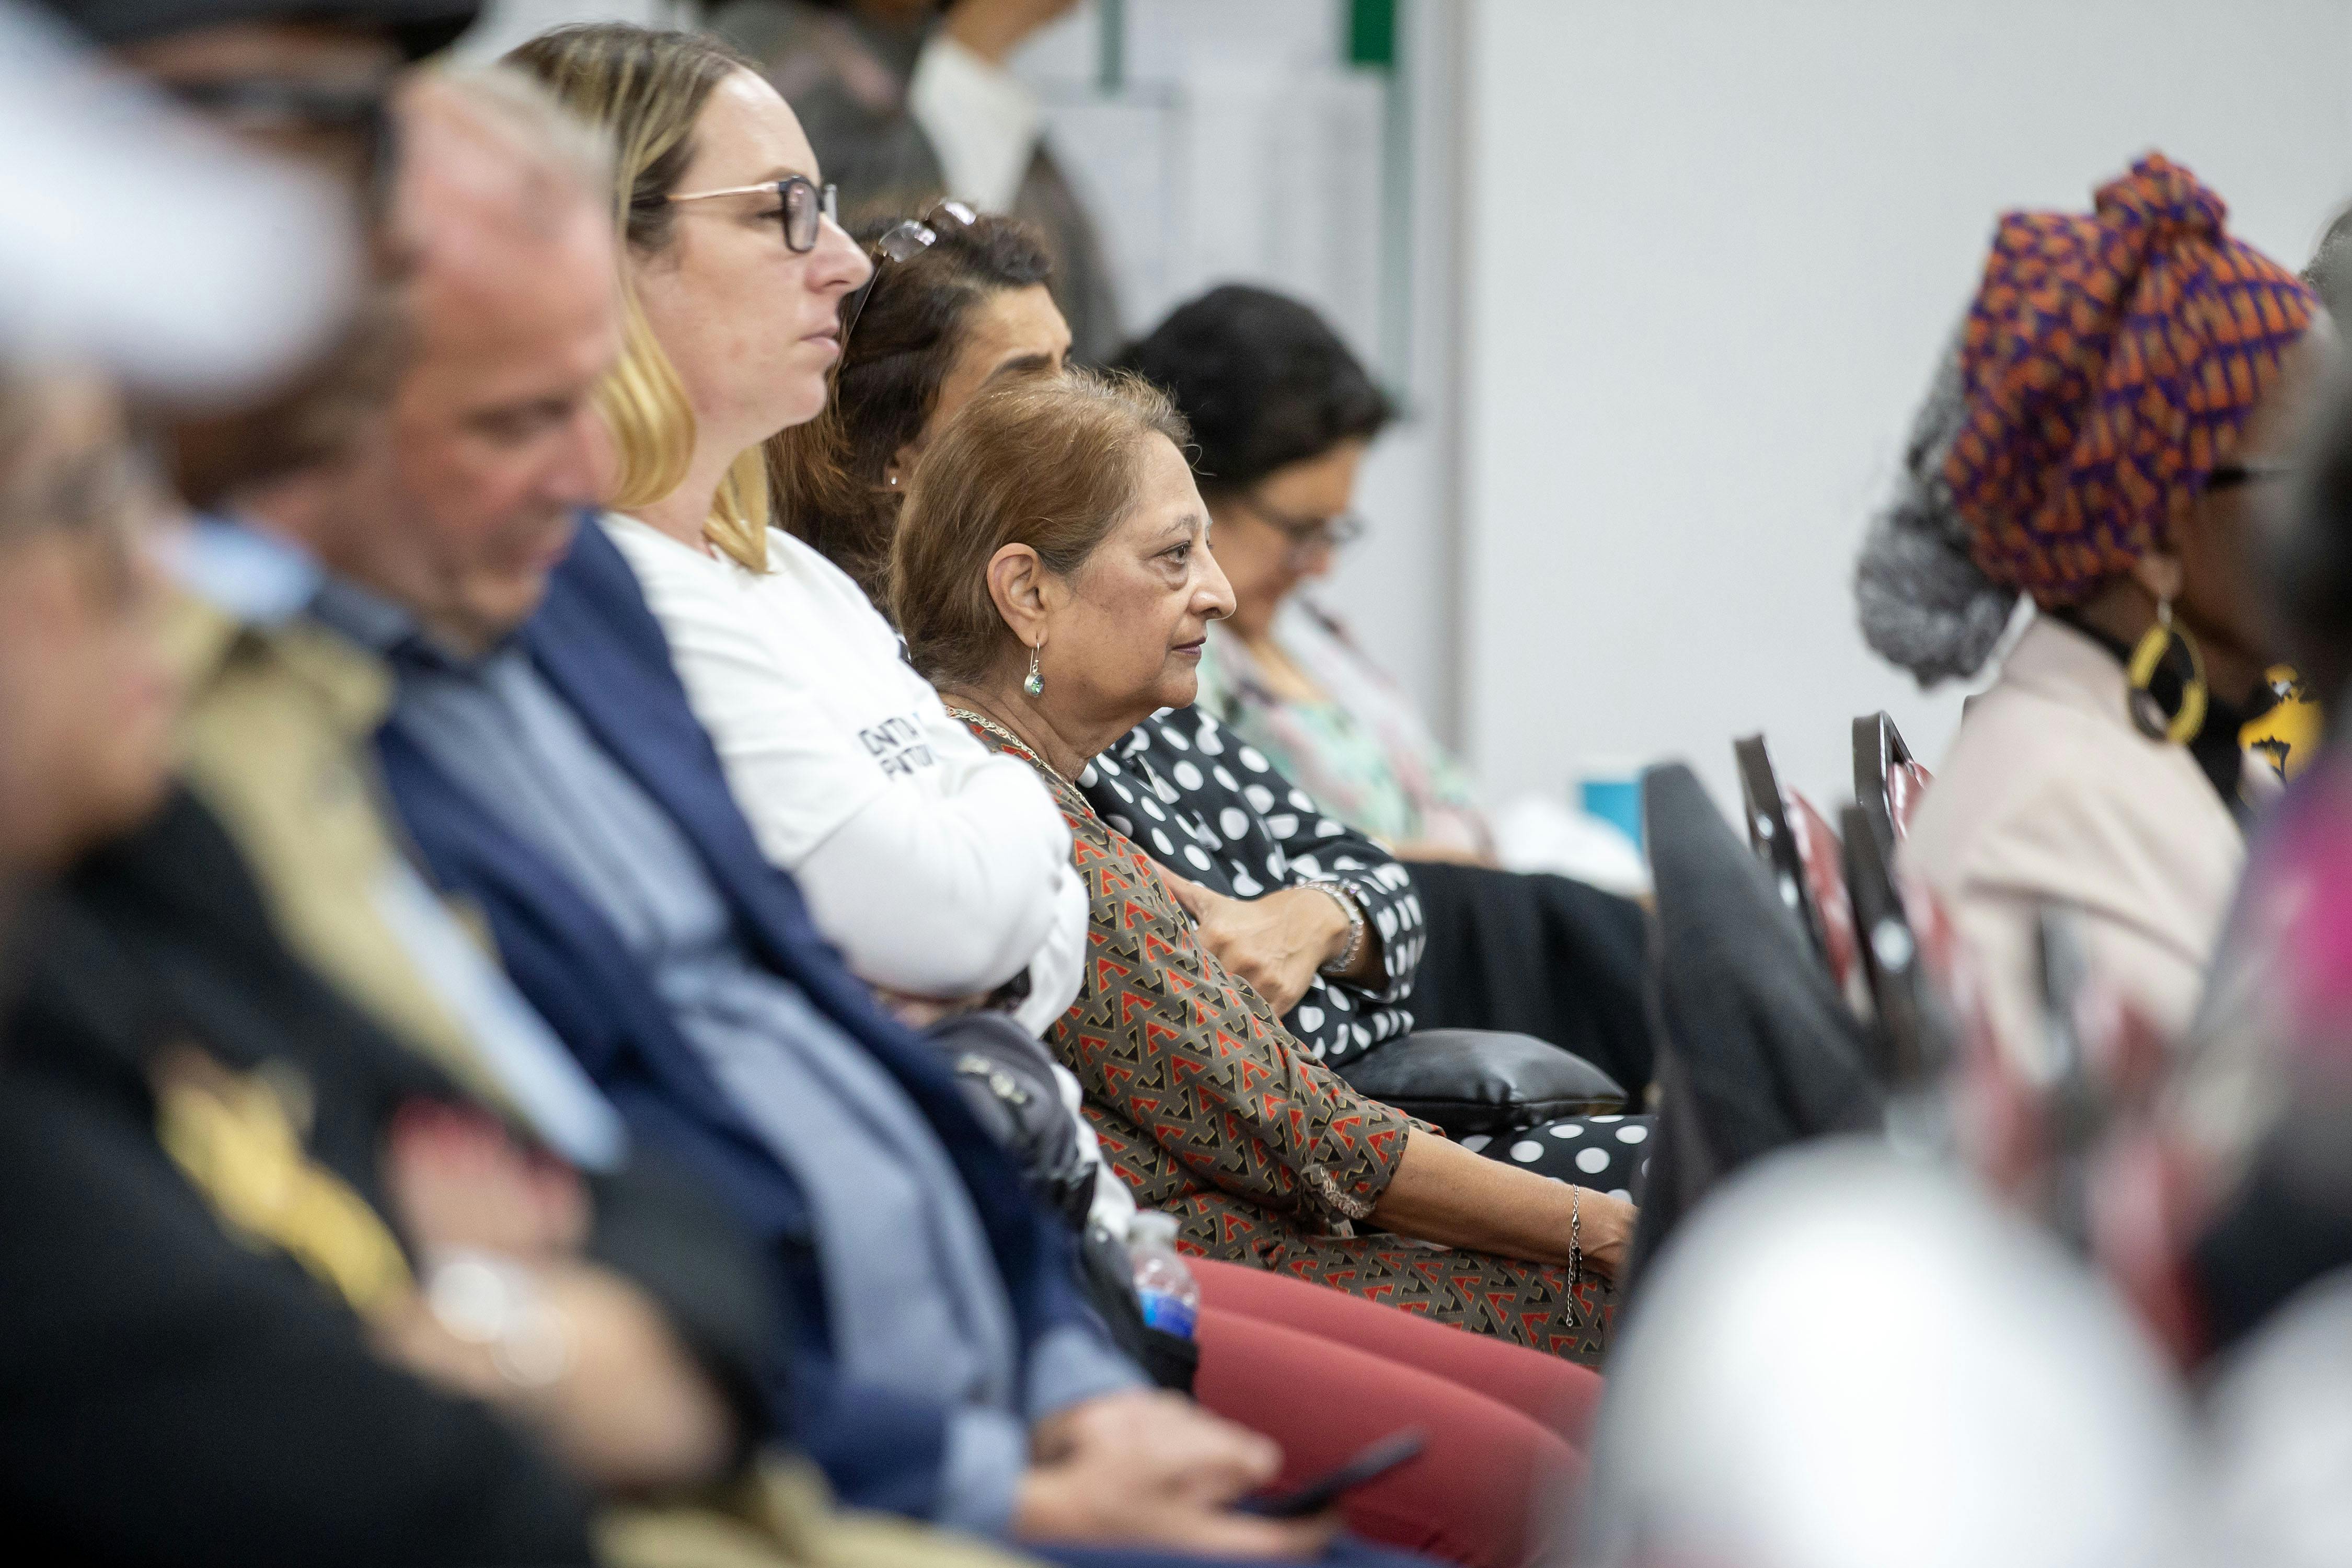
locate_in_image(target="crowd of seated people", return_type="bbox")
[1110,289,1655,1091]
[12,0,2352,1564]
[762,209,1649,1204]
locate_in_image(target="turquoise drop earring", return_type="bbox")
[1023,641,1044,698]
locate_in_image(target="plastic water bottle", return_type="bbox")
[1126,1212,1200,1340]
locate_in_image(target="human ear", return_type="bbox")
[984,543,1051,649]
[886,428,931,491]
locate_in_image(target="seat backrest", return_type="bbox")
[1852,712,1933,859]
[1790,789,1860,1000]
[1734,734,1834,974]
[1735,735,1858,998]
[1840,803,1955,1090]
[1630,763,1884,1289]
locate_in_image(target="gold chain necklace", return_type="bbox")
[944,705,1069,788]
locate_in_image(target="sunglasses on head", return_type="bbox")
[838,201,978,353]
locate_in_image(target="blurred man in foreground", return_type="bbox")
[0,5,790,1562]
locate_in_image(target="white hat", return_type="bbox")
[1581,1139,2200,1568]
[0,0,359,400]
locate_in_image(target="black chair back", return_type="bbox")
[1733,734,1830,969]
[1839,803,1955,1091]
[1628,764,1884,1290]
[1852,712,1930,863]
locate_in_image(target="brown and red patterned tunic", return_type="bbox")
[962,719,1611,1361]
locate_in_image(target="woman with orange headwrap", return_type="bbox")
[1855,152,2330,1055]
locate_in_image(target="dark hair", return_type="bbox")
[2273,363,2352,719]
[770,212,1053,604]
[892,368,1189,689]
[1112,284,1392,498]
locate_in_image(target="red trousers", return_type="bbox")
[1186,1258,1600,1568]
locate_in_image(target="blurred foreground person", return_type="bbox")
[33,0,474,505]
[1857,153,2327,1054]
[0,0,356,402]
[1116,287,1655,1091]
[1581,1142,2199,1568]
[0,9,811,1565]
[0,372,645,1565]
[2205,1273,2352,1567]
[2171,355,2352,1356]
[709,0,1121,361]
[130,30,1062,1568]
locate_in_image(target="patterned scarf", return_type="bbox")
[1943,153,2315,606]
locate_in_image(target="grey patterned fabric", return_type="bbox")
[1855,330,2020,687]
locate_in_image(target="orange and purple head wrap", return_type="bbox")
[1942,153,2316,607]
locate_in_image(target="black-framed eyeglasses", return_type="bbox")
[1231,492,1367,563]
[2208,459,2298,491]
[839,200,977,352]
[668,174,839,253]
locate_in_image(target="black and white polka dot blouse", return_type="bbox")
[1073,705,1424,1066]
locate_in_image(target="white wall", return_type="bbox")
[1296,0,1469,735]
[459,0,689,60]
[1015,2,1466,726]
[1459,0,2352,815]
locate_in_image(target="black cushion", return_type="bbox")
[1401,860,1656,1093]
[1339,1028,1629,1138]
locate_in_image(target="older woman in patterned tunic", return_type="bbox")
[890,367,1636,1362]
[775,207,1650,1200]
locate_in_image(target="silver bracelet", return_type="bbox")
[1303,879,1368,976]
[1570,1187,1584,1294]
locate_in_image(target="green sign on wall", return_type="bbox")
[1348,0,1397,69]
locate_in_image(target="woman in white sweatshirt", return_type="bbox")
[603,508,1089,1039]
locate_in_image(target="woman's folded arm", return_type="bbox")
[795,754,1074,999]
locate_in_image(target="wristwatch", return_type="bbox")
[1304,878,1368,977]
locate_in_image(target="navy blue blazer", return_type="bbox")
[373,520,1111,1521]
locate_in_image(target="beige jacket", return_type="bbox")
[1900,615,2244,1058]
[163,590,516,1114]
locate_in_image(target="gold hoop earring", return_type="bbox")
[2126,599,2207,744]
[1023,641,1044,699]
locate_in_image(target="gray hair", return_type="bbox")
[421,64,613,216]
[2305,202,2352,325]
[1854,329,2017,686]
